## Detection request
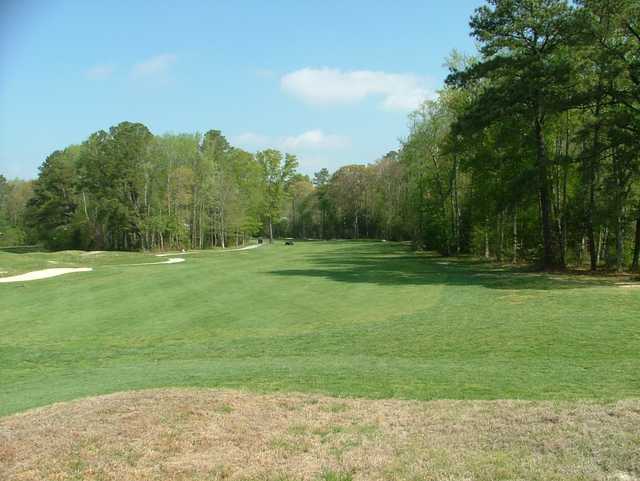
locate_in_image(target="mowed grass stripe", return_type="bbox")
[1,241,639,416]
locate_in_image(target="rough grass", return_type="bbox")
[1,241,639,417]
[1,388,639,481]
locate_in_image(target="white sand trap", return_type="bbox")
[155,244,261,257]
[155,251,198,258]
[0,268,93,284]
[123,257,185,266]
[617,283,640,288]
[81,251,105,256]
[223,244,261,252]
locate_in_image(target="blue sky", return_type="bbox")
[0,0,480,179]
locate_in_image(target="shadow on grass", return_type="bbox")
[268,241,615,291]
[0,245,44,254]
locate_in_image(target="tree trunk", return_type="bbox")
[632,208,640,272]
[616,213,624,272]
[453,157,461,254]
[496,212,503,262]
[587,97,601,271]
[587,203,598,270]
[512,208,518,264]
[220,207,225,249]
[269,217,273,243]
[191,187,197,249]
[560,154,568,267]
[199,202,204,249]
[597,226,608,266]
[450,166,459,255]
[534,115,559,269]
[577,236,585,268]
[484,218,490,259]
[612,148,629,273]
[81,191,90,221]
[291,198,296,238]
[354,212,359,239]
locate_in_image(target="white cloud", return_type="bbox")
[232,132,271,148]
[232,129,350,152]
[85,64,114,80]
[281,130,350,150]
[281,67,434,112]
[131,54,176,79]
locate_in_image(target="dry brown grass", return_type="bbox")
[1,389,639,481]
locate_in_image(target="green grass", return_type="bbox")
[0,247,159,276]
[1,241,639,416]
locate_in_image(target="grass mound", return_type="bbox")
[2,388,638,481]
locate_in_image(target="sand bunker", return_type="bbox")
[0,268,93,284]
[123,257,185,266]
[1,244,261,283]
[155,251,198,257]
[155,244,261,257]
[221,244,262,252]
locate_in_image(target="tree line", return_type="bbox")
[0,176,33,246]
[1,124,302,251]
[1,0,638,271]
[427,0,640,272]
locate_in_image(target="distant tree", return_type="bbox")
[0,175,7,232]
[256,149,298,242]
[328,165,370,239]
[0,175,11,245]
[26,150,78,249]
[370,151,407,241]
[313,168,331,239]
[77,122,153,249]
[286,174,314,238]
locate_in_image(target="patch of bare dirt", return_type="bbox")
[1,389,639,481]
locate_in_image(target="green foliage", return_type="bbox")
[0,176,31,246]
[3,1,640,270]
[20,123,297,251]
[406,0,640,270]
[256,149,298,241]
[25,149,79,249]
